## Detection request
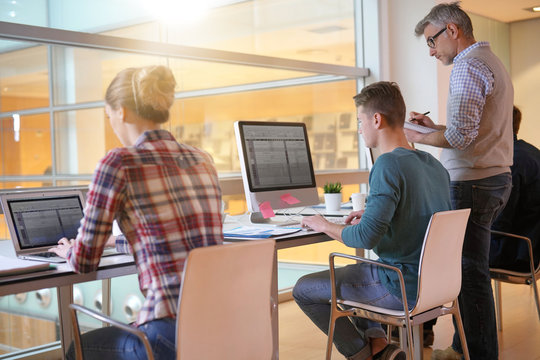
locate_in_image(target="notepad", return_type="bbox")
[404,121,438,134]
[224,226,302,239]
[0,255,53,277]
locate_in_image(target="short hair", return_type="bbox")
[414,2,474,39]
[105,65,176,124]
[513,105,522,135]
[353,81,406,128]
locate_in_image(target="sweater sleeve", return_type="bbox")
[341,156,400,249]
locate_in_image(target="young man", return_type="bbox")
[407,3,513,359]
[293,81,451,360]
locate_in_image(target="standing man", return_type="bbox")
[407,3,513,360]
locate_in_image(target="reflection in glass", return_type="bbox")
[0,42,49,112]
[52,46,166,106]
[0,114,51,176]
[168,79,358,172]
[54,108,117,175]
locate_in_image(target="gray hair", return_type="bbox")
[415,2,473,38]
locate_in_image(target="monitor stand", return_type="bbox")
[249,212,301,227]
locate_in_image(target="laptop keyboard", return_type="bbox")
[33,251,59,258]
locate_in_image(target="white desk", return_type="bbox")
[0,241,136,359]
[0,217,336,360]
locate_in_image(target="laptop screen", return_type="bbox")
[5,194,84,250]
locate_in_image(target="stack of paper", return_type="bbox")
[224,226,301,239]
[404,121,438,134]
[0,255,53,277]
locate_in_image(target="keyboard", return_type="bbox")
[33,252,58,258]
[325,216,348,225]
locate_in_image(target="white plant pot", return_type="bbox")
[324,193,342,212]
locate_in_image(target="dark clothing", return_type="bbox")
[490,136,540,271]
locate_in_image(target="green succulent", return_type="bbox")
[323,182,342,193]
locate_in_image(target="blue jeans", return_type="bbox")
[293,263,411,359]
[450,173,511,359]
[66,317,176,360]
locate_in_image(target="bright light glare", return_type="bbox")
[140,0,212,24]
[533,6,540,12]
[13,114,20,142]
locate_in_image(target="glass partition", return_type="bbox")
[0,42,49,112]
[0,114,51,176]
[0,1,371,357]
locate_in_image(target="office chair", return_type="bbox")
[489,230,540,331]
[69,239,276,360]
[326,209,471,360]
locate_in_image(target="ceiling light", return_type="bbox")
[524,5,540,12]
[140,0,210,24]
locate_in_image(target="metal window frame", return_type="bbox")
[0,8,370,189]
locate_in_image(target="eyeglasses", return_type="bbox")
[427,27,446,48]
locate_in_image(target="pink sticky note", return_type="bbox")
[280,193,301,205]
[259,201,276,219]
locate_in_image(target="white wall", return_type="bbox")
[380,2,540,153]
[375,0,440,156]
[510,18,540,148]
[380,0,439,121]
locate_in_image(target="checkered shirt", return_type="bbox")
[445,42,495,150]
[67,129,223,325]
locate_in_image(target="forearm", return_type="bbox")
[415,129,453,148]
[322,223,346,243]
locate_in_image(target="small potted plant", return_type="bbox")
[323,182,342,212]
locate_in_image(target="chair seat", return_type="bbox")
[339,299,406,317]
[490,268,539,284]
[339,299,452,324]
[489,230,540,331]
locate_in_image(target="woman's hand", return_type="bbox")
[48,237,75,259]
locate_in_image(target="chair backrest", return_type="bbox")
[412,209,470,315]
[176,239,275,360]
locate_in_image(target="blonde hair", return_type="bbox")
[105,65,176,124]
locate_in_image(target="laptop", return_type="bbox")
[1,189,87,263]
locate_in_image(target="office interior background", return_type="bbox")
[0,0,539,358]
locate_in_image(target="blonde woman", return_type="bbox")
[51,65,223,359]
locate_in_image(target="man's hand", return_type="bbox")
[301,215,346,243]
[48,237,74,259]
[409,111,436,127]
[345,210,364,225]
[301,215,331,232]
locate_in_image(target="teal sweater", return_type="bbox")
[341,148,451,304]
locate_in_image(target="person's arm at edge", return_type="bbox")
[405,128,452,148]
[301,215,346,242]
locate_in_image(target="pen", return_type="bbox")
[422,111,430,116]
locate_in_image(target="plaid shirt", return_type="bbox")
[67,129,223,325]
[445,42,495,150]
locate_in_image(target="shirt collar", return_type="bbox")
[454,41,490,63]
[134,129,175,147]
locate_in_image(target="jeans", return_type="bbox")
[450,173,511,360]
[293,263,411,359]
[66,317,176,360]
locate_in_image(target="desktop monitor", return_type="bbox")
[234,121,319,221]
